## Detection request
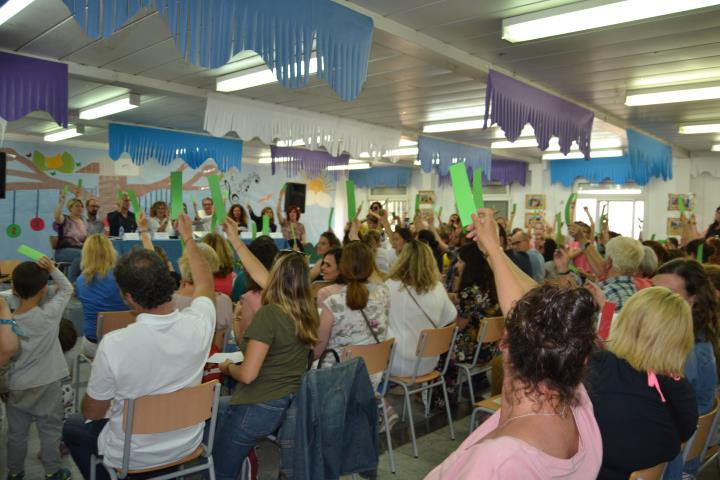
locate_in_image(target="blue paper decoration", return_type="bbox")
[349,166,412,188]
[60,0,373,101]
[627,129,672,184]
[550,156,635,187]
[417,136,492,179]
[108,123,243,171]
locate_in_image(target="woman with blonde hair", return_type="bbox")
[587,286,698,479]
[148,200,175,236]
[385,240,457,377]
[213,250,319,480]
[202,232,236,296]
[75,234,127,357]
[53,190,88,282]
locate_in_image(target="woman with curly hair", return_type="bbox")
[428,209,602,479]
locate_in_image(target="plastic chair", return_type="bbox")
[342,339,398,473]
[90,380,221,480]
[468,394,502,431]
[455,316,504,406]
[389,325,458,458]
[628,462,667,480]
[682,393,720,472]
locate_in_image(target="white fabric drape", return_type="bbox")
[204,92,402,158]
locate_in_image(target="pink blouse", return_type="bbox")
[425,384,602,479]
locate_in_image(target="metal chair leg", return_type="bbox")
[441,380,455,440]
[467,370,476,406]
[469,408,479,433]
[381,399,396,473]
[403,387,419,458]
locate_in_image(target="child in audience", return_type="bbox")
[6,257,73,480]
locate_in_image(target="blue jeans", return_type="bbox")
[213,394,293,480]
[54,248,81,283]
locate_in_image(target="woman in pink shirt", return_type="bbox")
[427,209,602,480]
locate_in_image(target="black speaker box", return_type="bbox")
[284,183,306,213]
[0,152,6,199]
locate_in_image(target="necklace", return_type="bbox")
[498,406,567,429]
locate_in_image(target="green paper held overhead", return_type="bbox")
[555,212,563,245]
[472,169,484,209]
[127,189,141,213]
[512,203,517,214]
[677,195,686,215]
[565,193,577,226]
[651,234,656,241]
[346,181,356,222]
[170,172,183,220]
[697,242,705,262]
[262,215,270,236]
[251,222,257,240]
[77,178,83,190]
[207,175,226,224]
[328,207,334,230]
[449,163,476,227]
[414,194,420,213]
[17,245,46,262]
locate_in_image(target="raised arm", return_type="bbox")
[176,214,215,300]
[223,217,270,289]
[584,206,596,239]
[137,211,155,252]
[276,186,286,225]
[53,189,66,224]
[37,256,74,317]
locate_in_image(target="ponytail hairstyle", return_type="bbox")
[340,241,374,310]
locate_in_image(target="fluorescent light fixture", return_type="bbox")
[423,119,484,133]
[626,85,720,106]
[276,139,306,147]
[217,57,318,92]
[631,68,720,89]
[259,156,365,165]
[327,163,370,171]
[579,187,642,195]
[542,149,624,160]
[43,125,84,142]
[424,106,485,122]
[79,94,140,120]
[712,145,720,152]
[679,123,720,134]
[0,0,34,27]
[493,137,622,150]
[384,147,419,157]
[502,0,720,43]
[399,138,418,147]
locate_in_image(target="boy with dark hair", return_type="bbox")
[7,257,73,480]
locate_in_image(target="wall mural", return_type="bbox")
[0,140,336,260]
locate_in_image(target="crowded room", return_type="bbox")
[1,0,720,479]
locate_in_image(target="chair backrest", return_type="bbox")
[628,462,667,480]
[122,380,220,435]
[683,394,720,463]
[49,236,58,250]
[0,260,21,278]
[96,311,137,341]
[416,325,457,358]
[342,338,395,376]
[476,316,505,344]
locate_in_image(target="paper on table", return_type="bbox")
[170,172,183,220]
[449,163,476,227]
[472,169,484,209]
[207,351,244,364]
[17,245,46,261]
[346,180,356,222]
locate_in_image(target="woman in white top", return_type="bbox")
[149,201,175,236]
[386,240,457,377]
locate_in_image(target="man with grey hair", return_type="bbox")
[598,236,645,311]
[510,230,545,283]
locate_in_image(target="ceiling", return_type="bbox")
[1,0,720,164]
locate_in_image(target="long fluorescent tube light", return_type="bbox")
[712,145,720,152]
[43,126,84,142]
[502,0,720,43]
[0,0,34,26]
[259,157,366,165]
[626,85,720,106]
[679,123,720,134]
[385,147,419,157]
[492,125,535,138]
[631,68,720,89]
[542,149,623,160]
[579,188,642,195]
[327,163,370,171]
[493,137,622,150]
[425,106,485,122]
[217,57,319,92]
[423,119,484,133]
[399,138,418,147]
[79,94,140,120]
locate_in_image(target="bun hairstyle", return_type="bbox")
[340,241,374,310]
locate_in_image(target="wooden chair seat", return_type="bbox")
[472,395,502,413]
[390,370,440,385]
[125,446,204,474]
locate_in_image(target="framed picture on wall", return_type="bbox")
[525,194,546,210]
[525,212,544,229]
[666,217,684,236]
[668,193,696,211]
[418,190,436,205]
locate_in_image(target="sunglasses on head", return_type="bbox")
[278,248,310,257]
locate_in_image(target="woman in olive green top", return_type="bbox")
[213,251,319,480]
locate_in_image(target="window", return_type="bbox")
[574,184,644,238]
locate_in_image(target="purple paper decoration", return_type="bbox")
[484,70,594,159]
[0,52,68,127]
[485,159,527,186]
[270,146,350,177]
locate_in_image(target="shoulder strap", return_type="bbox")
[359,310,381,344]
[404,284,438,328]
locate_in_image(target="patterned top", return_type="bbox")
[324,282,390,356]
[281,221,306,243]
[54,215,87,249]
[454,285,500,363]
[598,275,637,312]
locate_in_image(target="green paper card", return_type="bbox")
[328,207,334,231]
[251,222,257,240]
[207,175,226,224]
[697,242,705,262]
[438,206,443,218]
[63,185,68,195]
[127,189,141,213]
[17,245,45,261]
[262,215,270,236]
[677,195,686,215]
[449,163,476,227]
[170,172,183,220]
[472,169,485,209]
[346,181,356,222]
[651,233,656,241]
[116,191,123,202]
[77,178,83,191]
[414,194,420,213]
[512,203,517,214]
[565,193,577,226]
[555,212,563,245]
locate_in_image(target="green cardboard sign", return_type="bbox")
[77,178,83,191]
[697,242,705,262]
[555,212,563,245]
[512,203,517,214]
[251,222,257,240]
[449,163,476,227]
[207,175,226,230]
[651,233,656,241]
[472,169,484,209]
[262,214,270,236]
[414,194,420,213]
[17,245,45,261]
[677,195,686,215]
[126,189,141,213]
[170,172,183,220]
[328,207,334,231]
[346,180,356,222]
[565,193,577,226]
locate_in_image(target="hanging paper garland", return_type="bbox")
[30,190,45,231]
[6,191,21,238]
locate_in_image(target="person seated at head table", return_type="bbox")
[106,192,137,237]
[53,189,87,282]
[191,197,216,233]
[85,197,104,236]
[148,200,175,237]
[228,204,249,232]
[276,186,306,250]
[247,205,277,233]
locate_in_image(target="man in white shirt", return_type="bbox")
[193,197,215,232]
[62,214,216,479]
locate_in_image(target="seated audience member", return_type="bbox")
[586,287,698,480]
[231,235,278,301]
[148,200,175,236]
[385,240,457,377]
[173,243,232,350]
[309,231,342,281]
[667,237,680,249]
[704,263,720,297]
[248,205,277,233]
[643,240,669,265]
[509,230,544,283]
[228,204,249,232]
[428,209,601,479]
[202,233,236,296]
[192,197,215,232]
[53,189,87,283]
[418,229,445,274]
[63,214,216,479]
[106,192,137,237]
[214,251,319,480]
[635,246,659,290]
[75,235,128,358]
[597,236,645,311]
[234,236,279,340]
[390,227,413,256]
[315,248,344,313]
[703,205,720,239]
[686,238,715,263]
[277,187,306,249]
[7,258,74,480]
[85,197,104,236]
[315,242,390,361]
